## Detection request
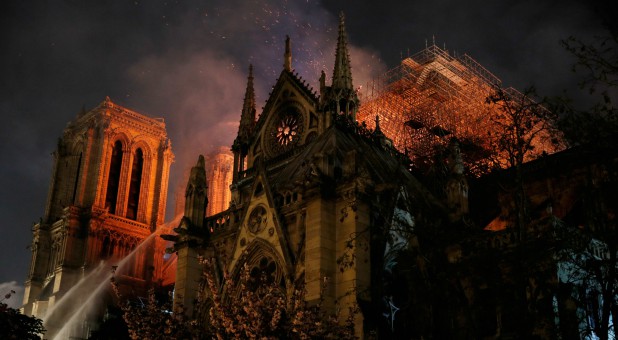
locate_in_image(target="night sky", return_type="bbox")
[0,0,611,308]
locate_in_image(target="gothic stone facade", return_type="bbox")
[172,16,452,338]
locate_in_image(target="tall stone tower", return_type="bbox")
[205,147,234,217]
[22,97,173,319]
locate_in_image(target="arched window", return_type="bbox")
[105,141,123,214]
[126,148,143,220]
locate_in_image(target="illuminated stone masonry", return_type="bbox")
[205,147,233,217]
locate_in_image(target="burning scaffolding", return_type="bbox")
[358,44,561,174]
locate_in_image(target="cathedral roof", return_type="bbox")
[270,121,443,211]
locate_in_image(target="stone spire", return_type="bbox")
[331,12,353,91]
[233,65,256,182]
[237,64,256,143]
[184,155,208,228]
[319,12,359,122]
[284,35,292,72]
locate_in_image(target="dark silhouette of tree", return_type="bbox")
[0,291,45,340]
[552,151,618,340]
[554,33,618,149]
[486,86,561,238]
[550,30,618,340]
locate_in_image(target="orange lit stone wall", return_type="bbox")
[173,147,233,218]
[205,147,234,217]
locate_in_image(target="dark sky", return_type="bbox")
[0,0,611,307]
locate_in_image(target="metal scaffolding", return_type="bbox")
[358,44,558,174]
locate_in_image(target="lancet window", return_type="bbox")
[105,141,123,214]
[126,148,143,220]
[71,152,82,205]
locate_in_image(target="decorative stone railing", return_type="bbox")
[106,214,151,232]
[204,208,242,234]
[90,206,151,236]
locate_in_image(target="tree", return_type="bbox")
[486,86,562,238]
[112,260,357,339]
[555,33,618,149]
[204,260,357,340]
[0,291,45,340]
[550,30,618,340]
[552,153,618,340]
[556,224,617,340]
[111,278,200,340]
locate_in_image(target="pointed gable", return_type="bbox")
[250,69,319,163]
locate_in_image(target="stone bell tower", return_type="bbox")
[22,97,173,319]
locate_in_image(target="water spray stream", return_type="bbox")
[44,215,182,339]
[42,260,108,321]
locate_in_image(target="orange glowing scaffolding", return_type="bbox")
[358,44,559,173]
[359,45,499,165]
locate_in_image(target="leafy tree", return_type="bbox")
[204,260,357,340]
[112,260,357,339]
[111,278,200,340]
[0,291,45,340]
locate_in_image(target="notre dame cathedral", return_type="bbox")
[23,13,617,340]
[170,14,617,340]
